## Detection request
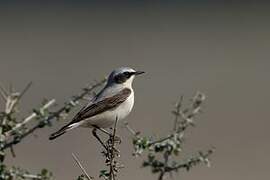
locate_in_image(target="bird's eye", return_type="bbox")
[123,72,131,78]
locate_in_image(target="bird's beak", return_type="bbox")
[134,71,145,76]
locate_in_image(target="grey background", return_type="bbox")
[0,1,269,180]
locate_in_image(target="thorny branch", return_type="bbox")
[0,78,214,180]
[99,118,122,180]
[125,92,214,180]
[5,99,56,138]
[0,166,53,180]
[0,79,106,151]
[0,79,106,179]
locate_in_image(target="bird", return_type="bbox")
[49,67,144,141]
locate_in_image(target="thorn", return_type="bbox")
[10,146,16,158]
[18,82,33,100]
[0,83,8,101]
[9,83,13,93]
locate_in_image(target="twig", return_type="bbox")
[173,95,183,131]
[164,149,214,172]
[22,174,42,179]
[18,82,32,101]
[109,117,118,180]
[123,122,137,136]
[0,83,8,101]
[98,117,121,180]
[125,92,212,180]
[1,78,106,150]
[148,135,174,146]
[5,99,56,137]
[72,153,93,180]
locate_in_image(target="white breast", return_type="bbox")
[115,90,134,120]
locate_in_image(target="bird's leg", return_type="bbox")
[92,125,111,136]
[92,128,107,150]
[92,125,121,144]
[109,127,121,144]
[92,128,120,155]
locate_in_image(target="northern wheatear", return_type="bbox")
[49,67,144,141]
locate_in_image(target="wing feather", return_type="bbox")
[67,88,131,126]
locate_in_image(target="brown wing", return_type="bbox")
[67,88,131,126]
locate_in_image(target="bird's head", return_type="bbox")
[107,67,145,88]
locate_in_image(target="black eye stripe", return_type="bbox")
[124,71,136,77]
[114,72,133,84]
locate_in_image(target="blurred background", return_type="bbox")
[0,1,269,179]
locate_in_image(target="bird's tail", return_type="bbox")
[49,123,80,140]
